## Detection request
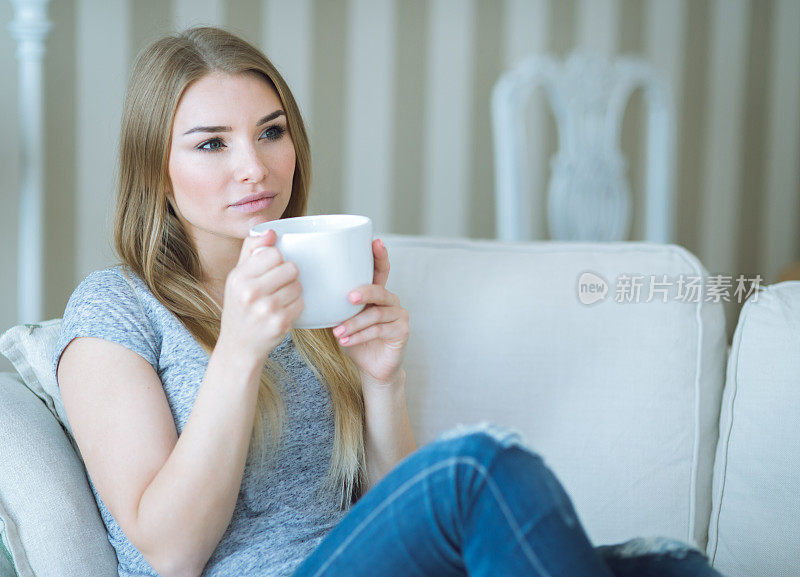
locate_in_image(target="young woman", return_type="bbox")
[54,26,725,577]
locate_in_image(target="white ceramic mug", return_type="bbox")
[250,214,374,329]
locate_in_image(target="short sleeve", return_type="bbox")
[52,267,160,388]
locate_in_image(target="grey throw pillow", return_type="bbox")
[0,320,72,440]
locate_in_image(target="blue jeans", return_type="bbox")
[292,423,724,577]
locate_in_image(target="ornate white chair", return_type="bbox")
[491,51,676,242]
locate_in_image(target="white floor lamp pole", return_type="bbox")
[8,0,51,324]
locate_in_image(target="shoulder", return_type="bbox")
[60,264,157,341]
[56,264,160,376]
[65,265,152,318]
[71,264,142,301]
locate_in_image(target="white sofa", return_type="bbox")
[1,234,798,577]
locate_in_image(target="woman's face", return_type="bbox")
[167,71,295,246]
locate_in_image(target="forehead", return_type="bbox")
[172,72,282,129]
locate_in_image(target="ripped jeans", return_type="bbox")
[292,423,724,577]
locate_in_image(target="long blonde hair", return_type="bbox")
[113,26,366,508]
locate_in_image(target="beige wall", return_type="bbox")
[1,0,799,375]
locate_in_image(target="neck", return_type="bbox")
[203,281,226,310]
[192,233,243,309]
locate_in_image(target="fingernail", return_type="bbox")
[349,292,361,303]
[378,239,385,250]
[333,325,345,337]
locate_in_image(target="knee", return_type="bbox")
[433,421,541,465]
[430,422,577,522]
[426,421,585,526]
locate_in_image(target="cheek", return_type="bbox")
[278,143,297,179]
[168,151,225,217]
[172,151,216,184]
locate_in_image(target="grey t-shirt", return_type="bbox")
[52,265,348,577]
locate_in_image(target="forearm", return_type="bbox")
[134,339,264,577]
[361,368,417,494]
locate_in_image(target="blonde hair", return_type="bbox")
[113,26,366,508]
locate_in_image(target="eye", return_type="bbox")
[197,138,225,152]
[261,125,286,141]
[195,125,286,153]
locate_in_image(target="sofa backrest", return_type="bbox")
[381,235,728,550]
[708,281,800,577]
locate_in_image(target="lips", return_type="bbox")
[230,191,277,206]
[229,193,277,214]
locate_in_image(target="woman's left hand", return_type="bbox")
[331,238,409,386]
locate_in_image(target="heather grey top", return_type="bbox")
[52,265,348,577]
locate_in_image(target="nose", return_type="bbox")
[233,142,268,184]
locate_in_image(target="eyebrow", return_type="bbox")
[182,110,286,136]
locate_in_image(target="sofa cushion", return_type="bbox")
[0,320,73,443]
[0,371,119,577]
[381,235,727,550]
[707,281,800,577]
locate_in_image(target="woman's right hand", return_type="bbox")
[218,229,304,362]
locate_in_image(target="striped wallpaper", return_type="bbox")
[1,0,799,345]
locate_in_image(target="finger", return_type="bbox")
[347,284,400,308]
[337,317,408,347]
[333,304,404,339]
[371,239,390,288]
[238,246,286,281]
[268,275,304,307]
[239,229,278,266]
[239,230,274,265]
[251,261,300,295]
